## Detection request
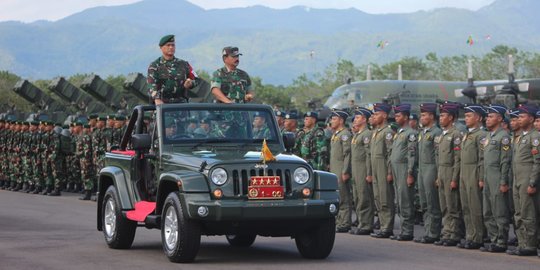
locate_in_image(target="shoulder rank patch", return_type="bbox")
[454,137,461,145]
[408,134,416,142]
[533,138,540,147]
[385,133,393,141]
[363,136,370,144]
[341,134,349,141]
[501,137,510,145]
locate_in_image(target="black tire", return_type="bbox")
[295,218,336,259]
[226,234,257,247]
[161,192,201,263]
[102,185,137,249]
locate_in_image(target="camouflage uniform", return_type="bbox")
[252,125,271,140]
[295,127,329,171]
[81,127,95,191]
[92,127,106,177]
[147,57,197,103]
[211,67,252,103]
[50,128,64,190]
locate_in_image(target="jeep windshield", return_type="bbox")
[162,108,280,145]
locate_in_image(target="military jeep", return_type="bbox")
[96,103,339,263]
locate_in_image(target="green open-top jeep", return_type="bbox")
[96,103,339,263]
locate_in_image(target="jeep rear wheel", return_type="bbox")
[102,185,137,249]
[295,218,336,259]
[226,234,257,247]
[161,192,201,263]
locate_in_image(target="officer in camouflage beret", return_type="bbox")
[457,105,487,249]
[147,34,198,105]
[349,107,376,235]
[389,104,418,241]
[329,109,353,233]
[369,103,396,238]
[211,46,254,103]
[433,102,463,247]
[294,111,329,171]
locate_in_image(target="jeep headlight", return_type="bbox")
[211,168,228,186]
[293,167,310,184]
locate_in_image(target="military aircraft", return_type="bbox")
[321,55,540,118]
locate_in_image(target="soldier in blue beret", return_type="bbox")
[457,104,487,249]
[369,103,396,238]
[433,102,464,246]
[283,113,299,135]
[535,110,540,132]
[275,110,285,132]
[414,103,444,243]
[148,34,198,105]
[329,109,353,232]
[479,104,512,252]
[388,104,418,241]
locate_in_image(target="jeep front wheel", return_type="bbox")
[102,185,137,249]
[161,192,201,263]
[295,218,336,259]
[226,234,257,247]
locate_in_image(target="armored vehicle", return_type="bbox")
[96,103,339,263]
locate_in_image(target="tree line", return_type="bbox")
[1,45,539,114]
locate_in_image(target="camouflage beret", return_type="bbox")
[159,34,175,46]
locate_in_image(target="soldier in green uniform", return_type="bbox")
[457,105,486,249]
[80,124,95,200]
[415,103,443,244]
[68,122,83,194]
[283,113,299,136]
[506,104,540,256]
[33,121,47,194]
[211,46,254,103]
[93,117,107,191]
[111,115,126,146]
[275,110,285,133]
[7,122,20,191]
[329,110,353,232]
[252,112,271,139]
[389,104,418,241]
[478,105,512,252]
[295,112,329,171]
[16,122,31,192]
[147,34,198,105]
[433,102,463,247]
[349,107,375,235]
[368,103,395,238]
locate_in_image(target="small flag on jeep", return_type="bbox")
[261,139,276,163]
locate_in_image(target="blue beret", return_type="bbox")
[285,113,298,120]
[330,109,349,120]
[304,111,318,119]
[508,108,520,118]
[485,104,507,116]
[159,35,175,46]
[420,103,438,114]
[353,107,373,118]
[373,103,392,114]
[409,114,419,121]
[439,102,460,115]
[463,104,487,117]
[517,104,538,116]
[274,111,285,117]
[393,104,411,114]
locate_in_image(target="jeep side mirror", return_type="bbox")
[282,132,296,152]
[132,133,152,152]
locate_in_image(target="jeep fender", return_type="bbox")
[156,170,210,215]
[313,170,338,191]
[98,166,133,209]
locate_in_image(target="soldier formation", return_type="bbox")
[307,101,540,257]
[0,114,127,200]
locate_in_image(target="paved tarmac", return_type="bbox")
[0,189,538,270]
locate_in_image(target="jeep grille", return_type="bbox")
[230,168,292,196]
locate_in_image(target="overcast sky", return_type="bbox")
[0,0,496,23]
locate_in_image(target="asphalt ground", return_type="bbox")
[0,189,538,270]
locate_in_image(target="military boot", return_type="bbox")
[48,188,61,196]
[79,190,92,200]
[42,186,52,195]
[20,182,29,193]
[65,182,74,193]
[12,183,22,192]
[0,181,6,190]
[27,184,35,193]
[32,186,42,194]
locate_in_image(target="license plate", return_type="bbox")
[248,176,284,200]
